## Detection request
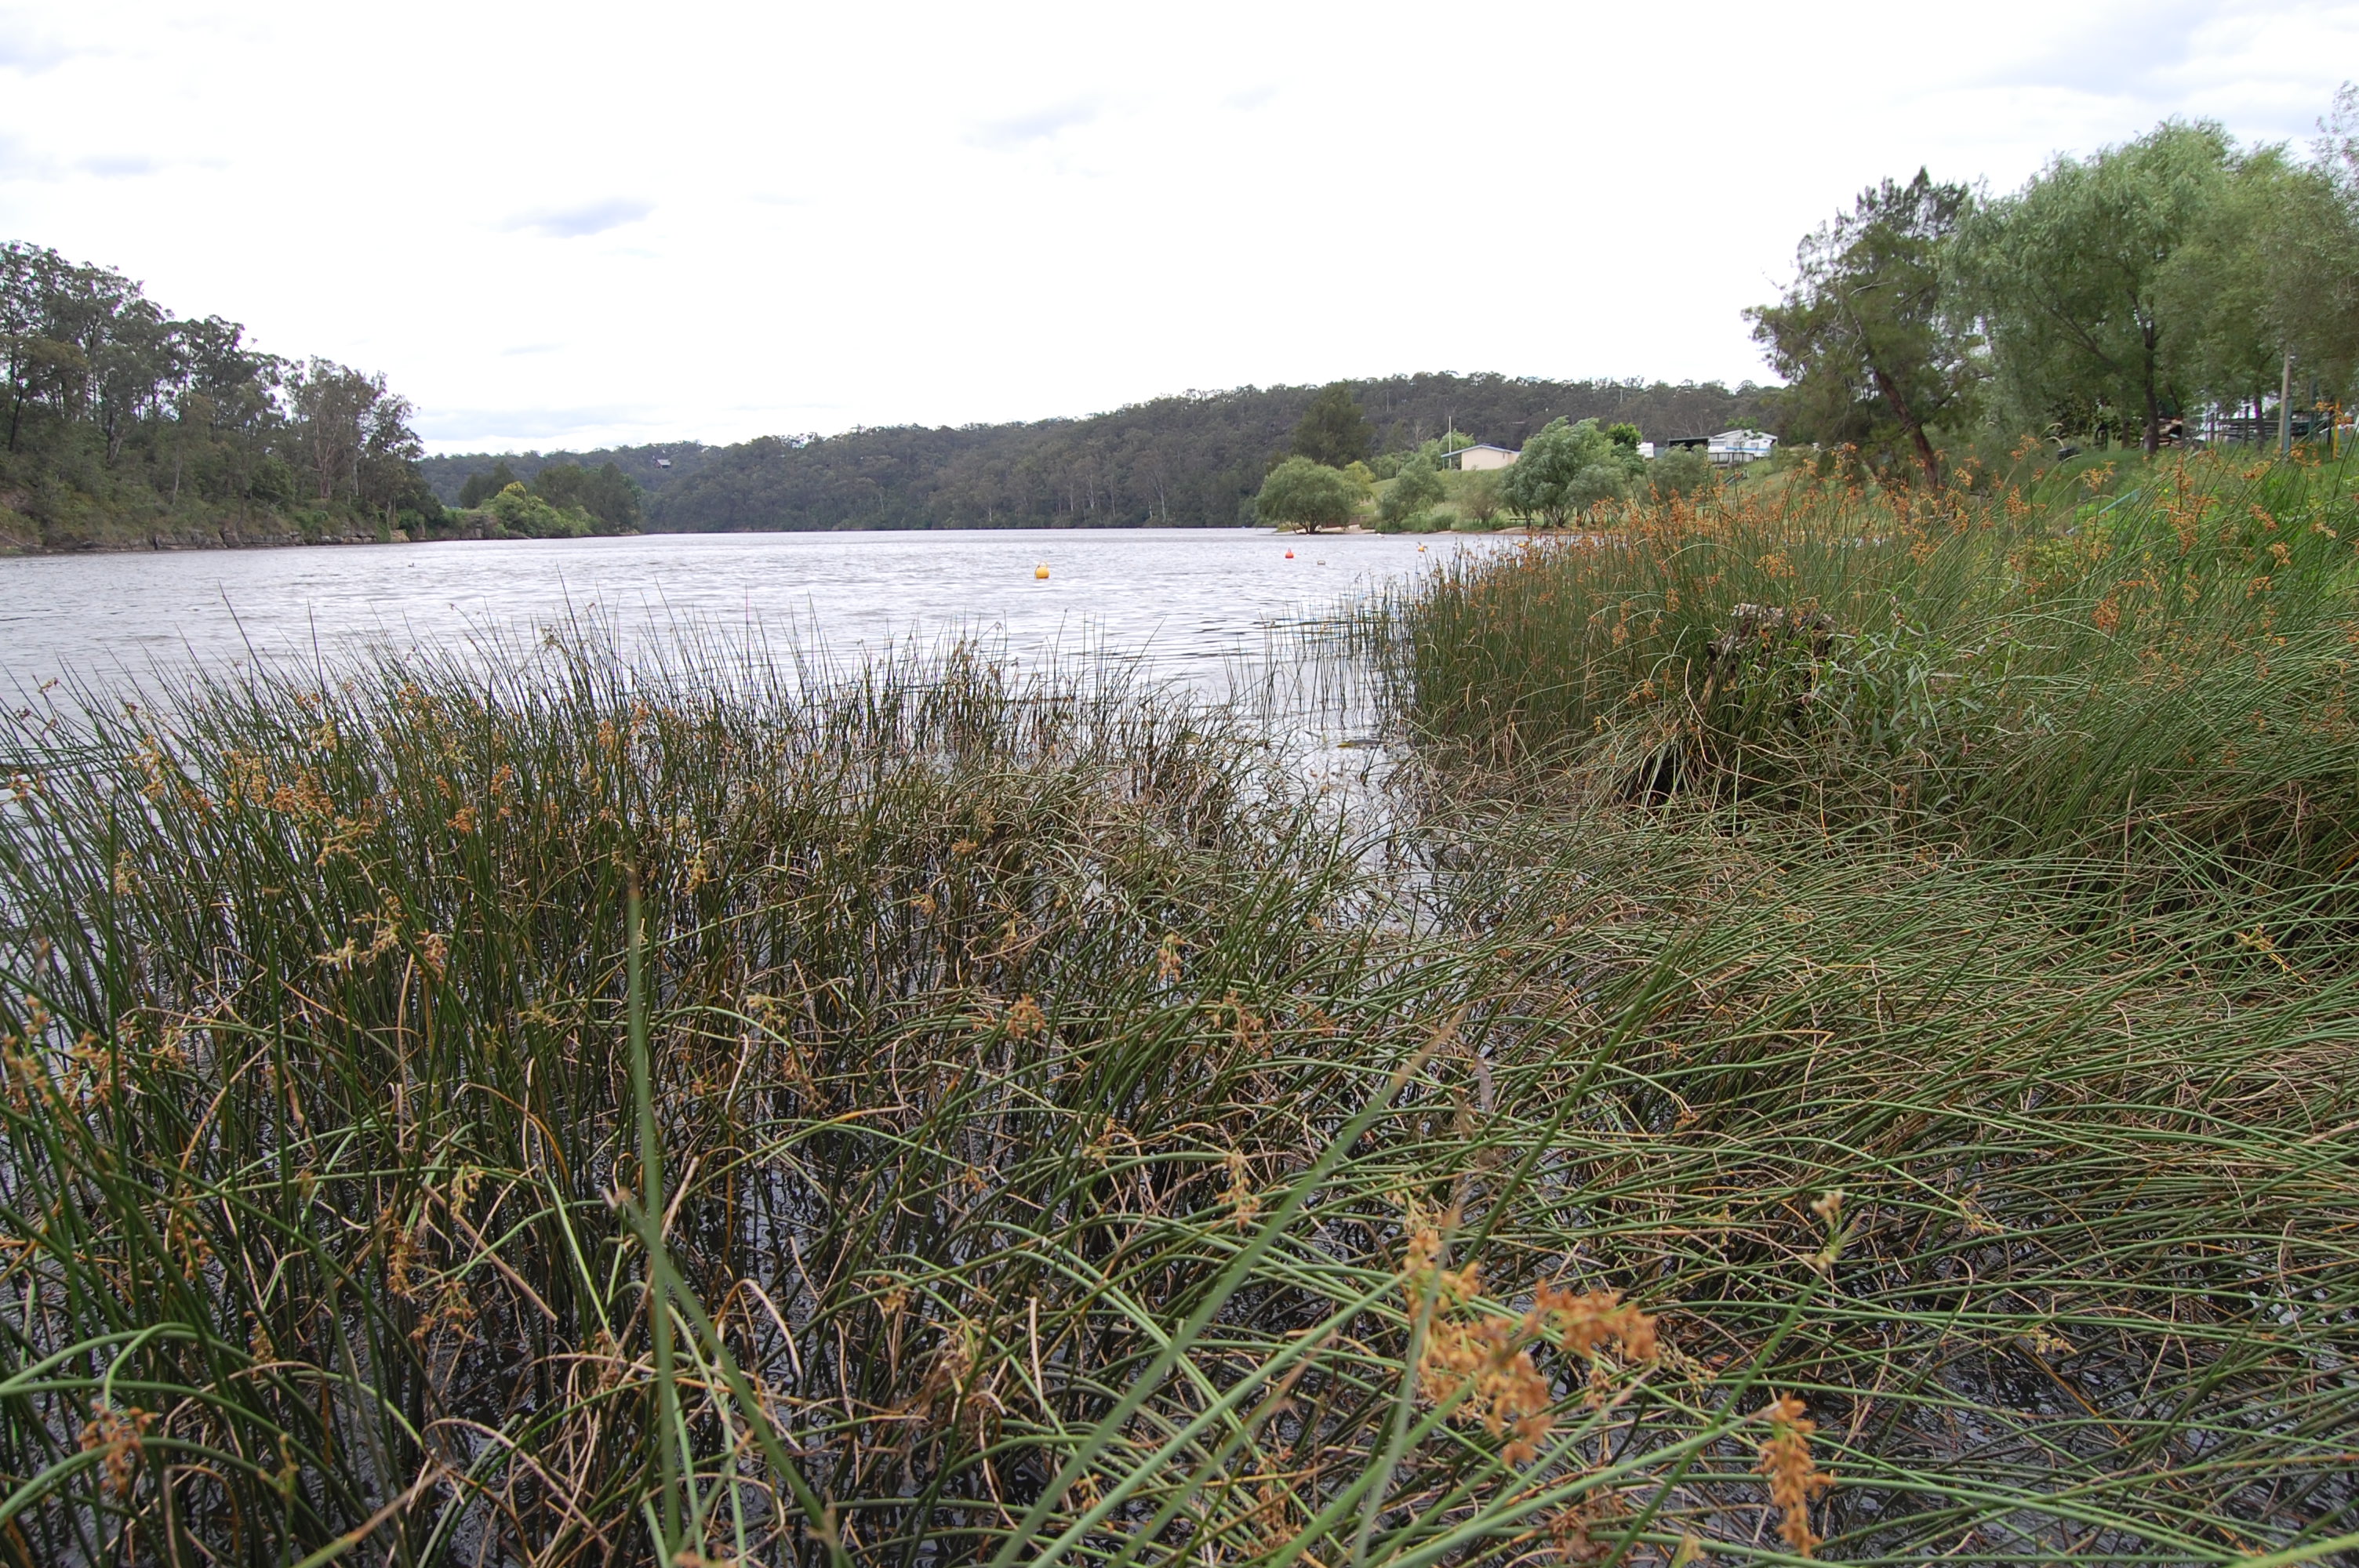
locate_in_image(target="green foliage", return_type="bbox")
[0,240,429,547]
[1453,466,1506,527]
[1290,382,1373,468]
[1502,417,1616,527]
[1645,445,1714,500]
[1962,122,2234,452]
[1565,461,1628,514]
[458,460,520,507]
[1754,96,2359,459]
[1377,459,1445,527]
[248,453,295,505]
[1254,456,1361,533]
[531,459,644,533]
[484,480,594,538]
[2167,141,2359,420]
[1750,169,1979,484]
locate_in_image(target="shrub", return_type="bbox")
[486,481,592,539]
[1378,460,1445,528]
[1646,445,1714,499]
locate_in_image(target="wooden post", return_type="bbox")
[2278,352,2294,457]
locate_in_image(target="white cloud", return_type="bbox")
[967,100,1103,150]
[2,0,2352,454]
[501,198,656,239]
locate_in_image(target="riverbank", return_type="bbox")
[3,451,2356,1565]
[0,497,516,554]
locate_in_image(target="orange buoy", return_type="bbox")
[1285,550,1295,558]
[1034,564,1050,579]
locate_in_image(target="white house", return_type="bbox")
[1452,443,1521,471]
[1706,430,1777,466]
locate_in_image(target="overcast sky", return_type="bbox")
[3,2,2354,454]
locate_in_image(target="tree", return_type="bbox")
[1749,170,1978,485]
[1458,469,1505,527]
[1378,457,1444,527]
[486,482,590,539]
[0,239,428,544]
[1645,447,1714,502]
[1964,122,2232,453]
[1291,383,1373,468]
[533,460,643,532]
[460,462,520,507]
[1255,456,1361,533]
[1503,417,1617,527]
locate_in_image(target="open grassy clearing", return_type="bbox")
[0,450,2355,1565]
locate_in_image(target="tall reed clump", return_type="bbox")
[1386,449,2359,888]
[1363,446,2359,1562]
[0,594,2354,1563]
[0,639,1801,1566]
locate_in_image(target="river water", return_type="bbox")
[0,528,1483,694]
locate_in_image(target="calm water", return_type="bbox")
[0,528,1485,692]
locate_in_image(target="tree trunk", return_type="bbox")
[1867,361,1941,487]
[2141,328,2161,455]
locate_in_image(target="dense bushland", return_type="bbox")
[0,241,449,552]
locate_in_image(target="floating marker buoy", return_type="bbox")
[1285,550,1294,559]
[1034,564,1050,579]
[1418,544,1427,552]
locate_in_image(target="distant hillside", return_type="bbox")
[426,374,1774,533]
[417,441,714,506]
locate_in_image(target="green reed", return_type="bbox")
[0,497,2354,1567]
[1382,449,2359,882]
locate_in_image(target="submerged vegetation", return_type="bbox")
[3,447,2358,1565]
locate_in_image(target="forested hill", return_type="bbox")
[2,241,442,552]
[426,375,1772,532]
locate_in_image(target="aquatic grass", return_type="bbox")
[1379,448,2359,884]
[0,592,2354,1565]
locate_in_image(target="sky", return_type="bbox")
[3,1,2354,455]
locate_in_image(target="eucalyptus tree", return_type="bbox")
[1289,382,1373,468]
[1749,169,1978,485]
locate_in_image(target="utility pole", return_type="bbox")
[2278,351,2294,458]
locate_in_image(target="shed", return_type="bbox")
[1452,443,1521,471]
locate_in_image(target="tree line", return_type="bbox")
[431,375,1772,533]
[1,241,443,549]
[1752,89,2359,481]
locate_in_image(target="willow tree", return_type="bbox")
[1254,456,1360,533]
[1964,122,2232,453]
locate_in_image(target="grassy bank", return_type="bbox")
[2,453,2356,1565]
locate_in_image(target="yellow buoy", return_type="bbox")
[1034,564,1050,579]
